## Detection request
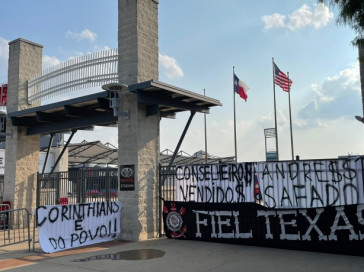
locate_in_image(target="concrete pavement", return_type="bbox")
[0,238,363,272]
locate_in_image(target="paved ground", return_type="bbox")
[0,238,363,272]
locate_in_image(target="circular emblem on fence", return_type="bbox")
[0,213,7,221]
[166,211,183,232]
[120,167,133,178]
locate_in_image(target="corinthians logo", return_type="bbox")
[166,212,183,232]
[163,202,187,238]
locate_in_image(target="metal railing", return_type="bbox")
[0,175,4,201]
[159,165,176,236]
[28,49,119,104]
[37,168,119,206]
[0,208,32,251]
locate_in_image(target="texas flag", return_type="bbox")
[234,73,250,101]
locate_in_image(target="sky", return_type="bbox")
[0,0,363,162]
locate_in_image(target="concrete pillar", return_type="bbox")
[117,0,160,241]
[52,146,69,172]
[4,39,42,211]
[118,0,159,84]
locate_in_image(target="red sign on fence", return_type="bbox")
[0,84,7,106]
[0,201,11,229]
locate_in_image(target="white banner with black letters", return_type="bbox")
[35,201,121,253]
[163,201,364,256]
[175,157,364,208]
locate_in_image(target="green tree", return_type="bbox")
[318,0,364,45]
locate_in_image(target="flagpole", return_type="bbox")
[272,58,279,161]
[233,66,237,162]
[287,72,294,160]
[204,89,208,164]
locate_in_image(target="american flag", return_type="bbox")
[273,62,292,92]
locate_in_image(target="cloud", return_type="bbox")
[316,119,329,129]
[93,45,111,52]
[309,3,334,28]
[42,55,61,69]
[294,119,307,128]
[262,4,333,31]
[0,37,8,59]
[262,13,286,31]
[298,63,361,123]
[159,53,184,79]
[311,83,334,103]
[0,37,9,83]
[66,29,97,42]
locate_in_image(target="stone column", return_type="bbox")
[118,0,159,84]
[52,146,69,172]
[117,0,160,241]
[4,39,42,211]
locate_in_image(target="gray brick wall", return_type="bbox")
[4,39,42,211]
[118,0,159,84]
[7,39,42,111]
[117,0,160,240]
[118,94,160,241]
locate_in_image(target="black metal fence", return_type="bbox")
[37,168,118,206]
[0,207,32,251]
[159,165,176,236]
[159,165,177,202]
[0,175,4,201]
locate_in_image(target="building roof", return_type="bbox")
[159,149,235,166]
[47,140,235,167]
[8,80,222,135]
[66,141,118,167]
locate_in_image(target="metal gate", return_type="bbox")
[37,168,118,206]
[159,165,177,236]
[0,175,4,201]
[0,207,32,251]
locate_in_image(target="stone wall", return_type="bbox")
[117,0,160,240]
[118,0,159,84]
[4,39,42,211]
[52,146,69,172]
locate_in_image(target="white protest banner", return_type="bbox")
[35,201,121,253]
[176,157,364,208]
[0,149,4,175]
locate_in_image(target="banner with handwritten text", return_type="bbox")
[35,201,121,253]
[163,201,364,256]
[176,158,364,208]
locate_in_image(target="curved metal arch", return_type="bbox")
[28,49,119,104]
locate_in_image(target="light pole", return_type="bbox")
[357,40,364,124]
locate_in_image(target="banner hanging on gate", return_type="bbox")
[174,158,364,208]
[35,201,122,253]
[163,201,364,256]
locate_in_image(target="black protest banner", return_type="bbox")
[163,201,364,256]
